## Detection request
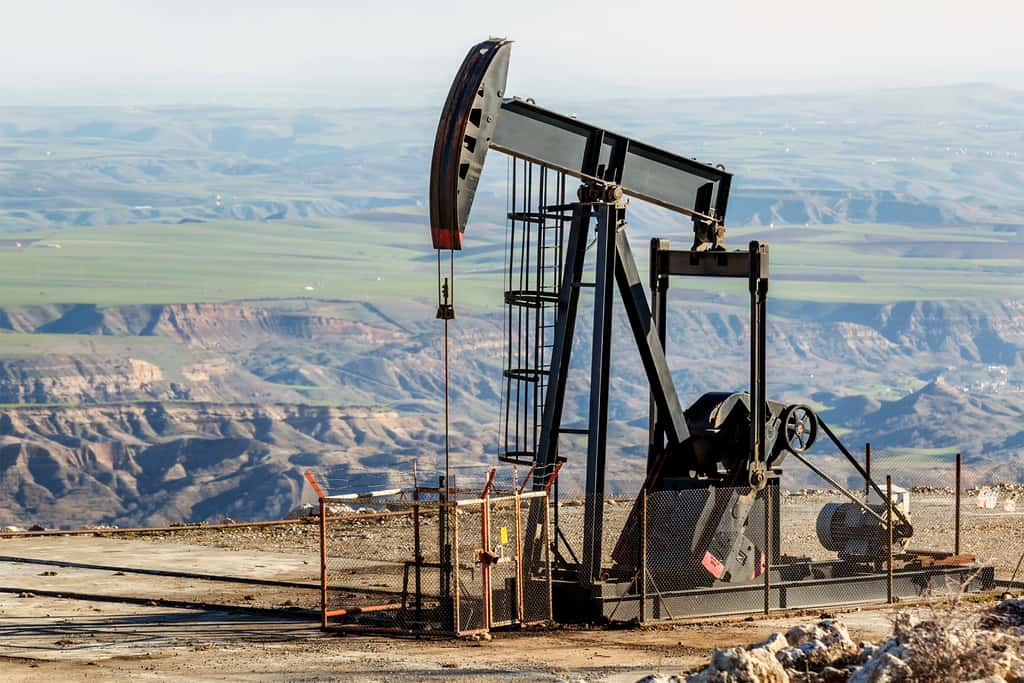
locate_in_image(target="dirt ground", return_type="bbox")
[0,498,1015,682]
[0,533,903,683]
[131,493,1024,579]
[0,518,1007,679]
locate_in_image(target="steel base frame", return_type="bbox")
[553,562,995,623]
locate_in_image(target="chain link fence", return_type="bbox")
[306,445,1016,631]
[316,491,452,634]
[549,448,1004,623]
[309,469,553,636]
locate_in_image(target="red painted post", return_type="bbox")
[319,496,328,628]
[481,493,492,630]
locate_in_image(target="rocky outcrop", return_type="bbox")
[3,298,1022,366]
[4,302,402,348]
[772,299,1024,366]
[0,295,1020,527]
[0,402,469,529]
[0,356,177,404]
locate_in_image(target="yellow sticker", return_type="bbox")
[499,526,509,545]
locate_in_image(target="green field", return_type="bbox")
[0,216,1020,310]
[0,218,470,308]
[0,89,1020,310]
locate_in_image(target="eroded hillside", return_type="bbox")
[0,296,1020,527]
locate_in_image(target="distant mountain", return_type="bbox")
[856,377,1023,449]
[2,85,1022,232]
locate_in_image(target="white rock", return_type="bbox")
[849,651,912,683]
[776,646,805,667]
[786,619,854,650]
[782,619,857,668]
[1007,656,1024,682]
[686,646,787,683]
[754,632,788,654]
[286,502,354,519]
[992,598,1024,627]
[286,503,318,519]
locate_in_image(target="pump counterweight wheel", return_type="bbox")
[781,404,818,454]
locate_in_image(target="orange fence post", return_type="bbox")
[514,489,524,625]
[319,495,328,628]
[481,492,492,630]
[305,471,330,629]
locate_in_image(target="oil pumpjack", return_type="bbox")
[427,38,991,621]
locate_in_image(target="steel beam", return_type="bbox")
[587,563,995,622]
[648,239,670,474]
[658,248,754,278]
[492,98,731,224]
[582,203,618,582]
[615,231,690,446]
[748,241,769,485]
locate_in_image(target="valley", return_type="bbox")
[0,87,1021,528]
[0,294,1021,528]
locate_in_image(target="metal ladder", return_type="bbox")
[500,164,568,466]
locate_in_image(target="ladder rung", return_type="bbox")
[541,202,577,212]
[499,452,536,466]
[507,211,574,223]
[559,427,589,435]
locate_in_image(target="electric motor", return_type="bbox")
[816,498,911,560]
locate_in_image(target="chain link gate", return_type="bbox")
[453,490,551,634]
[311,467,553,636]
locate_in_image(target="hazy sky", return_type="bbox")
[3,0,1022,105]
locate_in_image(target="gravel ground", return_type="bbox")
[1,504,1016,681]
[132,491,1023,594]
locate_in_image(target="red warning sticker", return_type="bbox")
[701,551,725,579]
[752,551,765,579]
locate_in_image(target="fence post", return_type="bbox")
[452,499,460,634]
[955,452,962,556]
[514,489,524,626]
[763,484,771,615]
[319,495,328,629]
[439,475,449,599]
[544,492,553,623]
[413,485,422,618]
[639,488,647,623]
[886,475,894,604]
[482,494,492,630]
